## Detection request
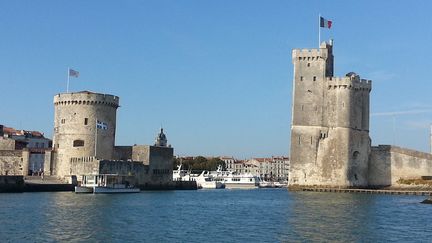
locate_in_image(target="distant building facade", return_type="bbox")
[221,156,289,181]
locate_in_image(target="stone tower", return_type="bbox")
[52,91,119,177]
[289,41,372,188]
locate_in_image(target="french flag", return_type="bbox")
[320,17,332,29]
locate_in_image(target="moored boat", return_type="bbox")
[191,171,225,189]
[211,165,259,189]
[74,174,140,194]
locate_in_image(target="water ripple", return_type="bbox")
[0,190,431,242]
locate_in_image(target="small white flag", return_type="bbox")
[96,120,108,130]
[69,69,79,78]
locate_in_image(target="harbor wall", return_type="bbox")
[369,145,432,187]
[0,176,24,192]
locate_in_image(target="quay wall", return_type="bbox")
[0,176,24,192]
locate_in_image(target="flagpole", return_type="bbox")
[95,120,98,158]
[318,14,321,47]
[430,123,432,154]
[67,67,70,93]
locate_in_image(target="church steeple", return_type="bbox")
[155,127,167,147]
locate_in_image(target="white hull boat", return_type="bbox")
[75,174,140,194]
[192,171,225,189]
[212,166,259,189]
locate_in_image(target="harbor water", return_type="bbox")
[1,189,432,242]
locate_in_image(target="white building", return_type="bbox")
[221,155,290,181]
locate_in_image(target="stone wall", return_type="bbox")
[146,146,174,185]
[113,146,132,161]
[132,145,174,185]
[69,145,174,187]
[0,138,16,150]
[70,157,100,177]
[132,145,150,165]
[0,150,29,175]
[44,151,53,176]
[369,145,432,187]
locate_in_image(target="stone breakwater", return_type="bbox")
[294,187,432,196]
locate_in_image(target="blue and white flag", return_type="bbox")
[96,120,108,130]
[69,68,79,78]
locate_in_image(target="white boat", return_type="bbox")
[191,171,225,189]
[274,181,288,188]
[258,178,275,188]
[75,174,140,193]
[173,164,193,182]
[211,165,259,189]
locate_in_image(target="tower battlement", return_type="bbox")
[54,91,119,108]
[292,41,333,60]
[327,76,372,91]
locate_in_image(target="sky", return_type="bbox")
[1,1,432,158]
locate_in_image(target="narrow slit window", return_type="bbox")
[84,118,88,125]
[313,76,316,81]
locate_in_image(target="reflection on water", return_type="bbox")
[0,190,431,242]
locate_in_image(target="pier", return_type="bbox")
[296,187,432,196]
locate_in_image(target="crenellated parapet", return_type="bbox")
[326,76,372,91]
[292,41,333,61]
[54,91,120,108]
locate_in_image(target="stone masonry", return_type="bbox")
[289,40,432,189]
[289,40,372,188]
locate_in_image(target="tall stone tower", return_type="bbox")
[52,91,119,177]
[289,41,372,188]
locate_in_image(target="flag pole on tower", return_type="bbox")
[67,68,79,93]
[319,15,333,46]
[318,14,321,47]
[67,67,70,93]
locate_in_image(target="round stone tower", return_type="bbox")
[52,91,119,178]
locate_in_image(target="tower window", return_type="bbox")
[313,76,316,81]
[298,136,301,145]
[84,118,88,125]
[307,63,310,67]
[73,140,85,147]
[300,76,303,81]
[61,119,66,124]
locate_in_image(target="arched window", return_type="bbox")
[353,151,360,159]
[73,140,85,147]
